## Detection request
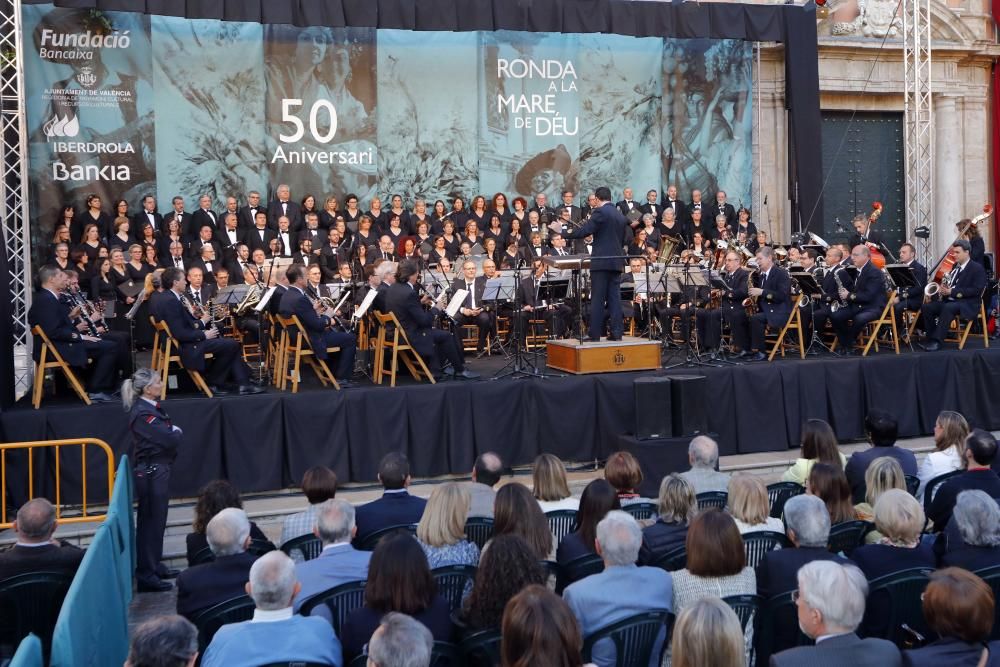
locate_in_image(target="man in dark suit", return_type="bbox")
[189,195,219,241]
[384,260,479,379]
[188,224,223,262]
[660,184,687,225]
[299,212,325,251]
[153,268,262,395]
[697,251,751,353]
[847,213,886,251]
[244,211,276,254]
[638,189,660,221]
[893,243,927,315]
[921,239,987,351]
[706,190,737,229]
[518,258,573,342]
[559,190,581,223]
[216,213,242,263]
[274,217,297,258]
[185,267,217,309]
[0,498,85,581]
[175,508,259,620]
[929,429,1000,532]
[28,265,118,401]
[771,560,902,667]
[268,184,302,231]
[161,196,186,237]
[278,264,357,387]
[616,187,639,218]
[353,453,428,547]
[190,245,223,285]
[565,187,628,341]
[452,259,493,355]
[291,239,320,267]
[686,189,705,227]
[238,191,264,230]
[830,245,888,354]
[845,410,918,503]
[132,194,163,236]
[746,246,792,361]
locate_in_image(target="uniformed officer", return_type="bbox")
[123,368,183,592]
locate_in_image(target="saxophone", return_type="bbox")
[831,267,848,313]
[741,269,758,308]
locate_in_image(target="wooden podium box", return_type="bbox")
[546,337,661,374]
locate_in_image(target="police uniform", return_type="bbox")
[129,397,183,589]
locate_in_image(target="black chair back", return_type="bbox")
[0,570,74,660]
[459,627,502,667]
[280,534,324,562]
[622,502,658,521]
[652,545,687,572]
[975,565,1000,640]
[545,510,578,544]
[923,470,962,516]
[755,591,813,664]
[190,595,256,652]
[555,553,604,594]
[248,537,276,556]
[192,537,275,565]
[904,474,920,497]
[581,610,672,667]
[357,524,417,551]
[827,520,873,557]
[742,531,790,568]
[298,579,368,637]
[696,491,728,510]
[861,567,933,646]
[766,482,805,518]
[464,518,495,550]
[189,546,214,566]
[723,593,764,664]
[432,565,478,613]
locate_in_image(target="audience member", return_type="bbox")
[770,561,901,666]
[354,453,427,546]
[294,499,371,612]
[533,453,579,512]
[466,452,503,518]
[491,482,556,560]
[638,474,696,565]
[854,457,906,544]
[563,511,672,667]
[604,451,649,505]
[679,435,730,494]
[781,419,846,485]
[807,463,857,525]
[671,509,755,615]
[501,585,589,667]
[929,428,1000,531]
[201,552,343,667]
[938,489,1000,571]
[280,465,338,548]
[175,508,258,620]
[459,535,546,632]
[671,598,745,667]
[125,615,198,667]
[726,473,783,534]
[415,482,480,568]
[845,410,917,503]
[852,489,934,578]
[556,479,620,565]
[341,533,452,662]
[917,410,969,498]
[366,612,434,667]
[902,568,1000,666]
[185,480,273,567]
[0,498,84,581]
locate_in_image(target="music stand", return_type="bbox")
[705,273,741,365]
[482,276,514,359]
[122,282,147,375]
[790,271,831,355]
[491,266,555,380]
[662,264,715,368]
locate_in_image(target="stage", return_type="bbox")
[2,342,998,502]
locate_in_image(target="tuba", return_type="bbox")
[658,234,681,263]
[234,284,263,315]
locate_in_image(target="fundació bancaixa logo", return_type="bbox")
[43,114,80,140]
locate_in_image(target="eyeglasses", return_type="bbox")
[792,590,802,604]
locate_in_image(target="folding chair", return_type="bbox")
[857,292,900,356]
[30,325,91,408]
[151,318,214,398]
[274,314,340,392]
[767,306,805,361]
[945,300,990,350]
[372,311,436,386]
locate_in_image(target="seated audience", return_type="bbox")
[917,410,969,499]
[185,480,273,566]
[175,508,259,620]
[638,474,696,565]
[854,457,906,545]
[466,452,503,518]
[533,453,579,512]
[770,560,901,666]
[781,419,847,485]
[415,482,480,568]
[807,463,857,525]
[294,499,371,612]
[679,435,731,494]
[491,482,556,560]
[563,511,672,667]
[604,451,650,505]
[845,410,917,503]
[501,585,589,667]
[556,479,620,566]
[201,552,343,667]
[366,612,434,667]
[902,568,1000,666]
[726,473,784,534]
[125,615,198,667]
[459,535,546,633]
[354,452,428,546]
[280,465,338,549]
[929,428,1000,532]
[0,498,84,581]
[671,597,746,667]
[341,533,452,662]
[938,490,1000,571]
[672,509,756,614]
[852,489,935,579]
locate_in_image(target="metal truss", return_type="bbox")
[752,42,763,222]
[902,0,933,259]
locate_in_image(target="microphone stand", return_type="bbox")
[491,260,552,380]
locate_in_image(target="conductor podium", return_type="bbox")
[546,337,662,374]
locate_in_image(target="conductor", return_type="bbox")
[124,368,183,592]
[564,186,628,341]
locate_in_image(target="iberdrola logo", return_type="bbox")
[42,114,80,140]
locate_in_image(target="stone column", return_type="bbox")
[933,95,962,260]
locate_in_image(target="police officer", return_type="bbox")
[123,368,183,592]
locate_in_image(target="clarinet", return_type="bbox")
[70,288,101,337]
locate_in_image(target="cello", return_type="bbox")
[862,201,886,269]
[930,203,993,283]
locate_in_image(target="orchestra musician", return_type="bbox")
[696,251,751,354]
[279,265,358,387]
[920,239,987,351]
[452,260,494,355]
[655,254,711,349]
[150,267,262,395]
[519,258,573,342]
[893,243,927,326]
[847,213,885,252]
[830,245,887,354]
[746,246,792,361]
[63,269,131,378]
[795,248,839,341]
[621,258,651,334]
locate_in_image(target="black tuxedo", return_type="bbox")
[216,227,242,261]
[661,198,687,224]
[616,199,640,217]
[0,542,85,581]
[560,205,581,223]
[186,284,217,308]
[175,551,259,620]
[278,286,356,381]
[384,281,464,373]
[274,230,297,257]
[707,201,736,228]
[831,261,887,349]
[189,208,219,240]
[749,267,792,351]
[189,259,222,285]
[638,202,660,221]
[150,290,246,384]
[238,204,264,230]
[132,210,163,236]
[268,199,302,231]
[242,226,277,254]
[922,259,987,343]
[224,259,248,285]
[299,227,325,250]
[187,238,222,262]
[291,251,319,267]
[686,200,705,226]
[162,211,187,238]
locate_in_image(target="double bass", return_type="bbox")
[862,202,886,269]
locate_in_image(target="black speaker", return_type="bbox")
[670,375,707,437]
[634,377,672,440]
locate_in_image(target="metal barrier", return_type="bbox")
[0,438,116,529]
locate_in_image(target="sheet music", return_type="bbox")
[255,286,277,312]
[355,288,378,318]
[446,289,469,318]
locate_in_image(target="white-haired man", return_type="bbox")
[367,612,434,667]
[678,435,730,493]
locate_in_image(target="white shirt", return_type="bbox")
[917,445,963,499]
[251,607,293,623]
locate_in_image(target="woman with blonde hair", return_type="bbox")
[416,482,480,568]
[726,473,783,534]
[780,419,847,485]
[852,489,935,580]
[854,456,905,544]
[638,474,696,565]
[917,410,969,498]
[671,597,746,667]
[532,453,578,512]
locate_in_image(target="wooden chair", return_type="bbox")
[149,316,162,372]
[30,325,91,409]
[945,300,990,350]
[857,292,900,356]
[767,306,805,361]
[274,315,340,393]
[372,311,436,387]
[461,324,479,352]
[151,318,214,399]
[525,318,549,349]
